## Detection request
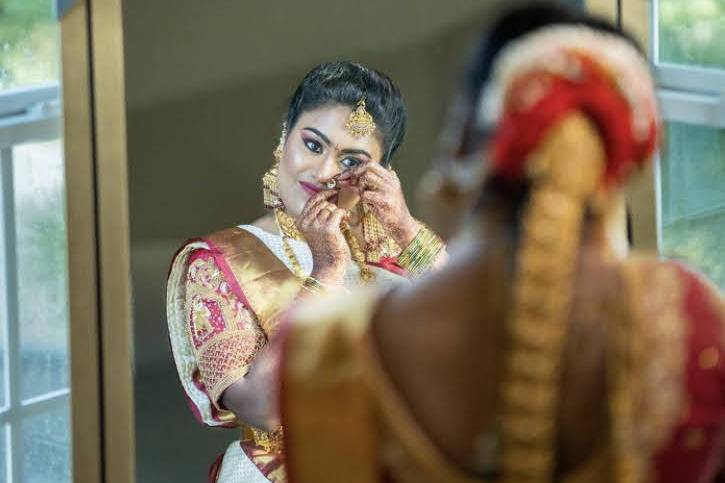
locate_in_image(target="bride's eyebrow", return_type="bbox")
[340,148,371,159]
[302,127,331,146]
[303,127,372,158]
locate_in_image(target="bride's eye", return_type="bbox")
[304,138,323,154]
[340,157,362,169]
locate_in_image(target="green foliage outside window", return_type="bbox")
[657,1,725,289]
[0,0,56,90]
[659,0,725,68]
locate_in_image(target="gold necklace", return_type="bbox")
[341,218,374,282]
[273,209,374,282]
[274,209,305,278]
[361,204,400,261]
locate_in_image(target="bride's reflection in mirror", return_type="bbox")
[127,3,496,482]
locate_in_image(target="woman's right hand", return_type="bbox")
[296,190,350,286]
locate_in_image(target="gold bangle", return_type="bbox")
[301,276,327,295]
[397,225,444,276]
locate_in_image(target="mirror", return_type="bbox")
[123,2,513,481]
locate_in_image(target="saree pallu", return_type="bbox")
[167,225,409,483]
[279,257,725,483]
[168,226,301,483]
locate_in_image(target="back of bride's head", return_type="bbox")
[441,3,658,208]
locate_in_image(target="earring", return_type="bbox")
[262,164,284,210]
[273,122,287,162]
[263,124,288,210]
[273,124,287,162]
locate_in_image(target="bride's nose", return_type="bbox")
[313,155,339,184]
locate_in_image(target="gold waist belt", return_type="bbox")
[243,426,285,454]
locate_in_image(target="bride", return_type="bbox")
[165,60,446,482]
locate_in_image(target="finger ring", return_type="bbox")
[325,179,337,189]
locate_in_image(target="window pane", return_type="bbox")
[13,139,70,401]
[0,248,5,409]
[0,0,56,90]
[657,0,725,69]
[0,425,7,483]
[660,121,725,288]
[0,160,5,408]
[21,401,71,483]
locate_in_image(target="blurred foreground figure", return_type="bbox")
[275,4,725,483]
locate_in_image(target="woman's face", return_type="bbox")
[277,104,384,218]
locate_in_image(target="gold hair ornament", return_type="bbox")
[345,98,377,137]
[499,113,605,483]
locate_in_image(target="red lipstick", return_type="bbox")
[299,181,323,195]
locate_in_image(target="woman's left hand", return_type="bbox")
[344,163,420,247]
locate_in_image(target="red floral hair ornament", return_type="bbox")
[478,26,660,189]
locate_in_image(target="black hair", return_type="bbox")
[285,61,407,166]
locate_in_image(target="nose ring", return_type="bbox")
[325,179,337,189]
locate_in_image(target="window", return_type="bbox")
[654,0,725,288]
[657,0,725,69]
[0,1,71,481]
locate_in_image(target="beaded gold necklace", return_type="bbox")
[274,208,374,282]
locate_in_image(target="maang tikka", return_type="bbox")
[262,123,287,210]
[345,98,376,137]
